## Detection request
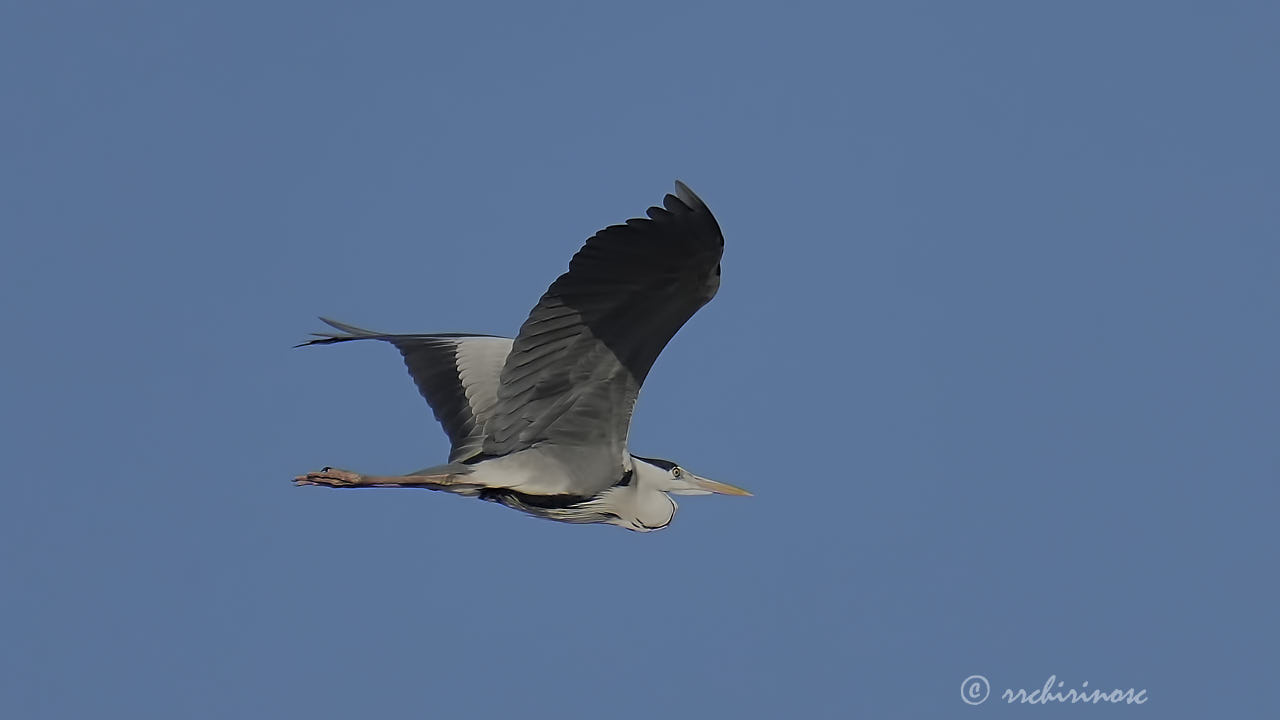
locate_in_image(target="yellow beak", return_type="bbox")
[692,475,753,496]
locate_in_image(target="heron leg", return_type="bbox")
[293,467,460,489]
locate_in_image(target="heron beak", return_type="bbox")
[690,474,753,496]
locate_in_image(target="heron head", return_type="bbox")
[631,455,752,497]
[588,456,747,530]
[594,457,750,532]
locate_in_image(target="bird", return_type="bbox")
[294,181,750,532]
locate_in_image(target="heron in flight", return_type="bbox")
[294,181,750,531]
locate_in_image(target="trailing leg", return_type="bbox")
[293,467,464,490]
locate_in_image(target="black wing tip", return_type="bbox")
[292,316,369,348]
[671,180,706,211]
[294,336,344,348]
[294,318,508,348]
[664,180,723,243]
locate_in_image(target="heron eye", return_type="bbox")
[672,467,683,478]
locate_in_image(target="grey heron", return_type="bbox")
[294,181,749,531]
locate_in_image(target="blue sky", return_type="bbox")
[3,2,1276,717]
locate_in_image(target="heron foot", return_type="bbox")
[294,467,364,487]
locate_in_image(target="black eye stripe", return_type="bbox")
[632,455,677,471]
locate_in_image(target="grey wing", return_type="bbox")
[482,181,724,471]
[299,318,513,462]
